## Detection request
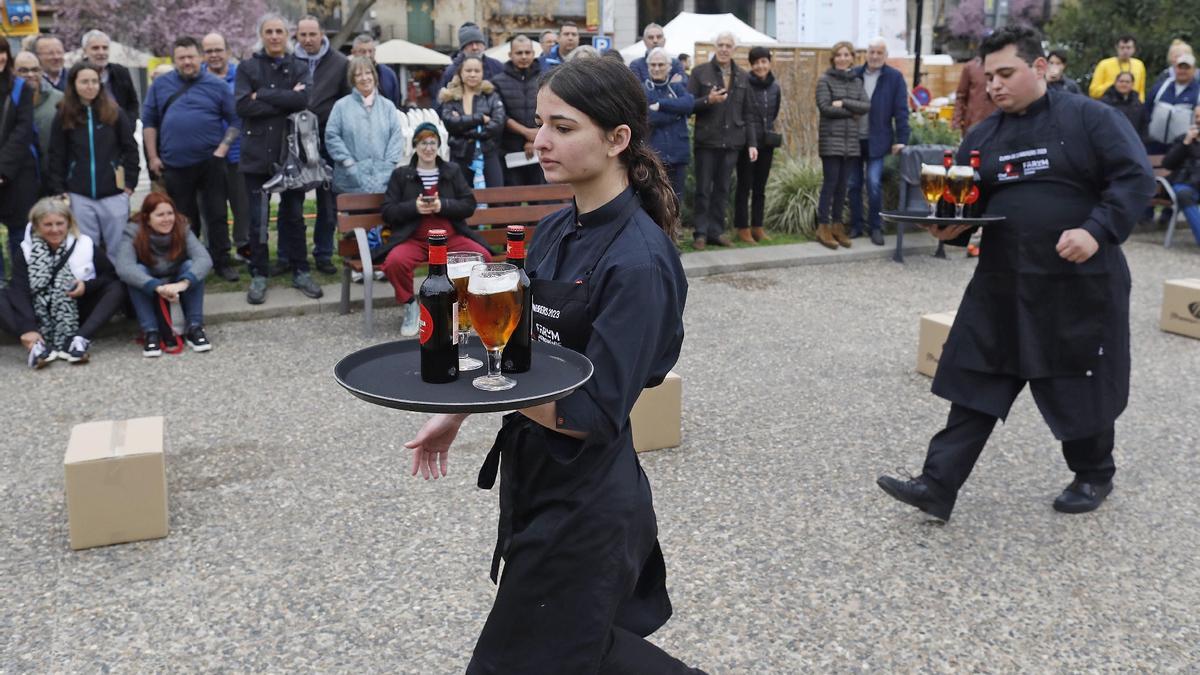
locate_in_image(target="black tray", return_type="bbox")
[880,211,1006,227]
[334,340,593,413]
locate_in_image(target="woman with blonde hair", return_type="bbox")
[815,40,870,249]
[0,197,123,367]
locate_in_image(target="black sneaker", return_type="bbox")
[876,473,954,522]
[314,258,337,275]
[292,272,324,299]
[185,325,212,352]
[65,335,91,364]
[215,264,240,282]
[247,276,268,305]
[143,331,163,358]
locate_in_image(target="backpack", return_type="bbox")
[262,109,332,193]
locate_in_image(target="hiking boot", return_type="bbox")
[315,258,337,275]
[185,325,212,353]
[64,336,91,364]
[400,300,420,337]
[832,223,852,248]
[293,272,324,299]
[28,340,52,369]
[815,223,838,250]
[247,276,268,305]
[143,331,163,358]
[736,228,756,244]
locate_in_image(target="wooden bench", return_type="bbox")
[336,183,575,336]
[1148,154,1182,248]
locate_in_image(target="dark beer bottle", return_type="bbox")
[964,150,983,218]
[936,150,956,218]
[502,226,532,373]
[419,229,458,383]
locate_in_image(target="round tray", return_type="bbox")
[880,210,1006,227]
[334,340,593,413]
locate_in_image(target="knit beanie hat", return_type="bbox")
[458,23,487,49]
[413,121,441,146]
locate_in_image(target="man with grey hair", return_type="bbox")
[81,29,141,123]
[847,37,910,245]
[629,23,687,85]
[688,30,758,248]
[292,14,350,276]
[33,35,67,91]
[351,34,402,106]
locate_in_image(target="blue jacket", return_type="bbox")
[629,53,688,87]
[377,63,402,106]
[142,70,239,168]
[325,89,404,194]
[852,63,911,159]
[202,62,242,164]
[644,79,693,166]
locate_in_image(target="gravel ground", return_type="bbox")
[2,236,1198,672]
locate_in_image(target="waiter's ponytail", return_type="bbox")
[540,59,681,239]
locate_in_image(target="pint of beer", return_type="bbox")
[947,166,974,217]
[920,164,946,217]
[466,263,522,392]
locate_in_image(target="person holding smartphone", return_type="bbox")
[1161,106,1200,245]
[378,122,491,336]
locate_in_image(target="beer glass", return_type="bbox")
[947,165,974,219]
[920,164,946,218]
[466,263,522,391]
[447,251,485,371]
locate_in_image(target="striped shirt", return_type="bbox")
[417,168,439,191]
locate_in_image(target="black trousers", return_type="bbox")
[692,147,737,241]
[76,276,126,341]
[734,146,775,231]
[817,155,854,225]
[165,157,231,265]
[922,403,1117,502]
[0,288,26,338]
[243,173,307,277]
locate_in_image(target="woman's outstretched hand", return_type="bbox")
[404,413,468,480]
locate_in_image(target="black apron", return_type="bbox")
[470,196,672,673]
[934,94,1132,439]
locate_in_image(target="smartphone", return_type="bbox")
[420,196,436,204]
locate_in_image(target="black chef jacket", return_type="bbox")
[934,91,1155,439]
[469,187,689,673]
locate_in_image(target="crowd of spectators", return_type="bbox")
[2,20,1198,368]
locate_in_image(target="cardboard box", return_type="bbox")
[64,417,168,550]
[1160,279,1200,340]
[630,371,682,453]
[917,311,957,377]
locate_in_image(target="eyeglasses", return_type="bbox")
[203,48,225,54]
[16,67,42,75]
[416,140,439,149]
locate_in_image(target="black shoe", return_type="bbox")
[876,474,954,521]
[215,264,240,282]
[292,272,324,299]
[1052,480,1113,514]
[849,228,864,239]
[143,331,163,358]
[185,325,212,352]
[247,276,268,305]
[869,229,885,246]
[269,260,291,277]
[314,258,337,275]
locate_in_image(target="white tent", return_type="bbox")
[485,40,543,62]
[375,39,452,66]
[618,12,777,64]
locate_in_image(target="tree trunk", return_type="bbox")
[331,0,379,51]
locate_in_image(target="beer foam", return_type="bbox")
[448,261,478,279]
[469,274,519,295]
[920,164,945,175]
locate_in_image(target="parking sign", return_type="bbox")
[592,36,612,52]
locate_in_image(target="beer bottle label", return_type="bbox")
[419,303,434,344]
[508,239,525,260]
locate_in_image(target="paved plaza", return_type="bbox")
[3,236,1198,672]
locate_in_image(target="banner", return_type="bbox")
[2,0,40,38]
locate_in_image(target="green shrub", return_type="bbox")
[908,114,962,146]
[763,158,823,237]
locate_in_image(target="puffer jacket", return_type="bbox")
[46,105,139,198]
[1162,133,1200,188]
[747,71,782,147]
[816,67,870,158]
[645,79,694,166]
[325,89,404,194]
[1100,85,1146,136]
[491,59,541,153]
[235,50,309,176]
[438,79,506,163]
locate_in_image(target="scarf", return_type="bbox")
[27,235,80,350]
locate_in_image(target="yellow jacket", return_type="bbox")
[1088,56,1147,100]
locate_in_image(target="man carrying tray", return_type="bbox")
[876,26,1154,521]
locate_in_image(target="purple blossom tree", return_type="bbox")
[54,0,268,58]
[947,0,989,41]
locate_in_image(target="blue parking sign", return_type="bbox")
[593,36,612,52]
